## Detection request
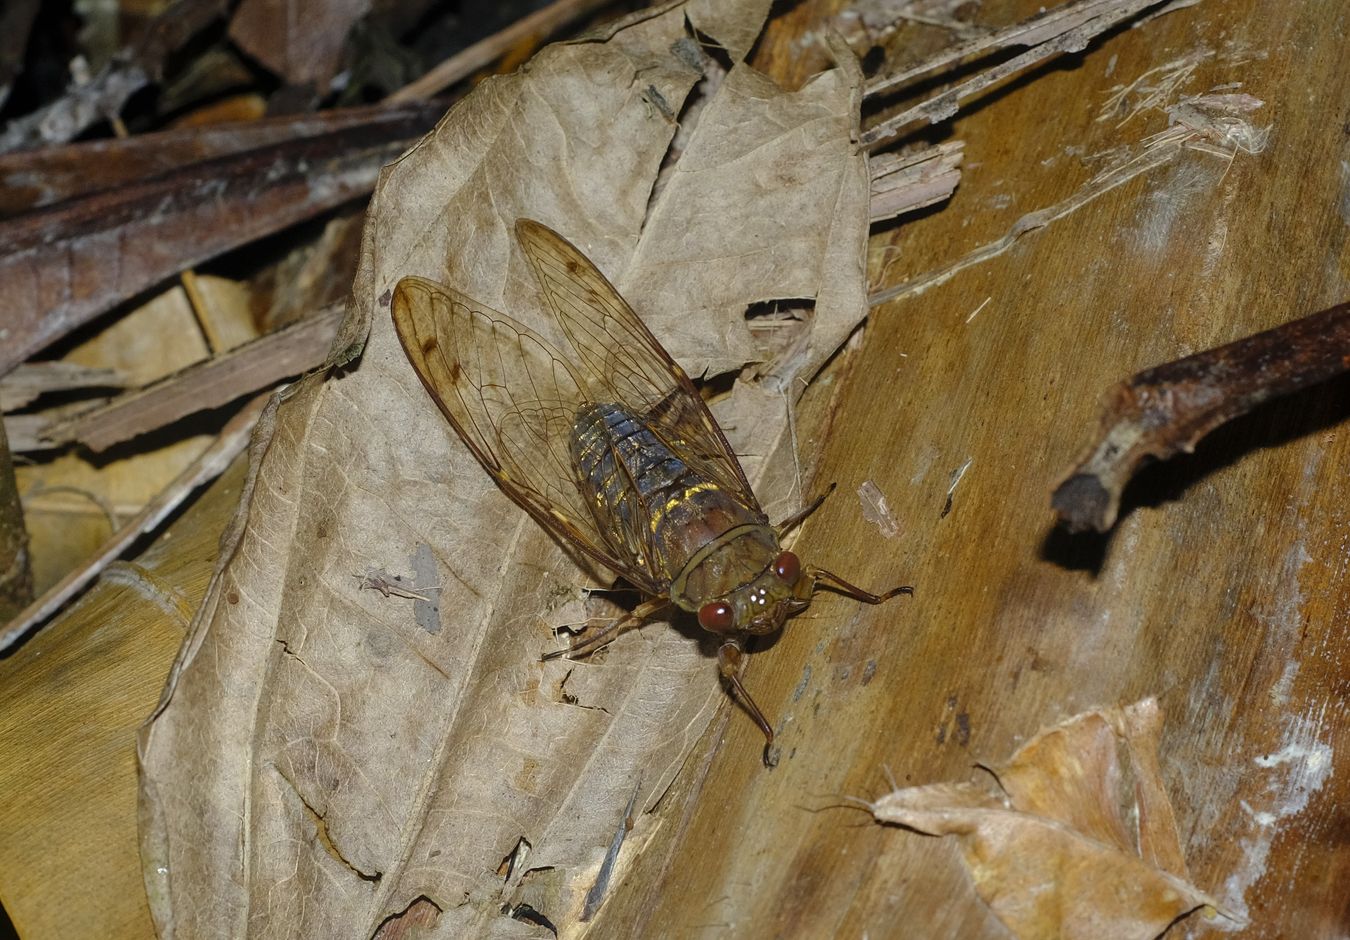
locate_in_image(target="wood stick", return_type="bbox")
[1052,302,1350,533]
[387,0,617,103]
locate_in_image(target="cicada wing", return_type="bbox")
[391,275,663,593]
[514,219,762,518]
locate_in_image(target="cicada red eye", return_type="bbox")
[772,551,800,584]
[698,601,735,632]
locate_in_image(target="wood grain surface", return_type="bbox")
[591,1,1349,937]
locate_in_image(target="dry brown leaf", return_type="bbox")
[139,4,881,937]
[229,0,370,90]
[865,699,1242,939]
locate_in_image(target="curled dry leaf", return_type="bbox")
[139,3,880,936]
[865,699,1242,939]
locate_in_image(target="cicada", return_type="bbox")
[392,219,909,755]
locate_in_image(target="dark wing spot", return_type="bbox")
[567,260,581,274]
[448,359,462,382]
[421,337,438,356]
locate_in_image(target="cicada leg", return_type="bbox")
[717,640,775,753]
[810,567,913,604]
[541,596,670,662]
[774,482,837,536]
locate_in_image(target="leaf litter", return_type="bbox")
[137,2,880,936]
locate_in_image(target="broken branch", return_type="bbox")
[1052,301,1350,533]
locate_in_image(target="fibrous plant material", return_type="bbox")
[868,141,964,223]
[859,0,1198,148]
[1053,301,1350,533]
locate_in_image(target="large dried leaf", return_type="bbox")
[139,4,877,936]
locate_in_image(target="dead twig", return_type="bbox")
[387,0,618,104]
[0,363,126,411]
[1052,302,1350,533]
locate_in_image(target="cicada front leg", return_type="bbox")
[541,596,670,662]
[717,639,776,761]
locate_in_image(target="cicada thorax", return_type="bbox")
[570,401,807,635]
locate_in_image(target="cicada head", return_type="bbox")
[696,550,813,637]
